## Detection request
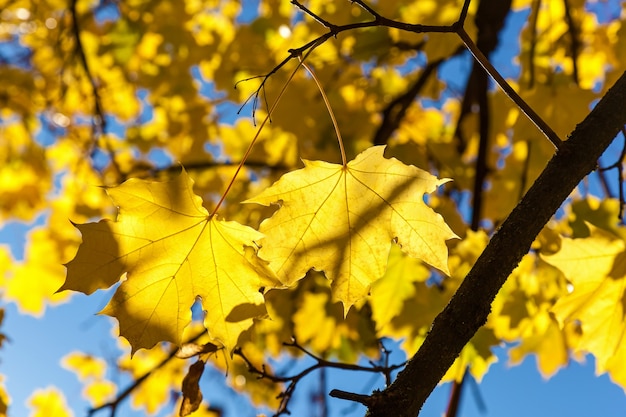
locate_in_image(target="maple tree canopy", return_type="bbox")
[1,0,626,416]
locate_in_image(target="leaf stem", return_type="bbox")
[299,58,347,166]
[210,54,305,217]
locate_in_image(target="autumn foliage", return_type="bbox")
[1,0,626,416]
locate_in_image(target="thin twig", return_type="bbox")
[373,52,460,146]
[457,27,563,149]
[69,0,105,134]
[292,0,338,30]
[243,0,561,154]
[599,127,626,218]
[86,330,208,417]
[234,338,405,416]
[69,0,126,182]
[527,0,541,88]
[457,0,473,27]
[563,0,581,85]
[237,4,461,116]
[350,0,380,19]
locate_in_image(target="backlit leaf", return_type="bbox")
[542,227,626,387]
[61,171,279,352]
[247,145,458,310]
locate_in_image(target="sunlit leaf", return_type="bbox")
[542,227,626,387]
[247,145,458,310]
[61,171,279,352]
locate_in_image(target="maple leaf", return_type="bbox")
[246,146,458,310]
[60,171,278,352]
[542,227,626,387]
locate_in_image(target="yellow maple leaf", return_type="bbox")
[542,227,626,387]
[60,171,278,352]
[246,146,458,310]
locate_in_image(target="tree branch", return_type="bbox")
[363,70,626,417]
[235,338,404,416]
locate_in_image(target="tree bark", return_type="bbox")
[364,70,626,417]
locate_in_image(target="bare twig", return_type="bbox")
[291,0,338,30]
[527,0,541,88]
[69,0,126,182]
[86,331,208,417]
[237,1,462,117]
[69,0,105,134]
[599,127,626,218]
[242,0,561,155]
[563,0,581,85]
[457,27,562,149]
[373,52,460,146]
[234,338,404,416]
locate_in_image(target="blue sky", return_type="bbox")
[2,1,626,417]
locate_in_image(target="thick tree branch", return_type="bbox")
[363,71,626,417]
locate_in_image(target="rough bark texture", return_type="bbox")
[364,70,626,417]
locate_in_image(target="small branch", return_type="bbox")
[234,338,404,416]
[350,0,380,19]
[69,0,127,183]
[238,2,463,117]
[562,0,581,85]
[69,0,105,134]
[470,67,490,231]
[86,331,207,417]
[457,27,563,149]
[444,370,466,417]
[373,53,458,146]
[291,0,338,30]
[246,0,561,156]
[329,389,372,406]
[457,0,473,27]
[527,0,541,88]
[598,127,626,218]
